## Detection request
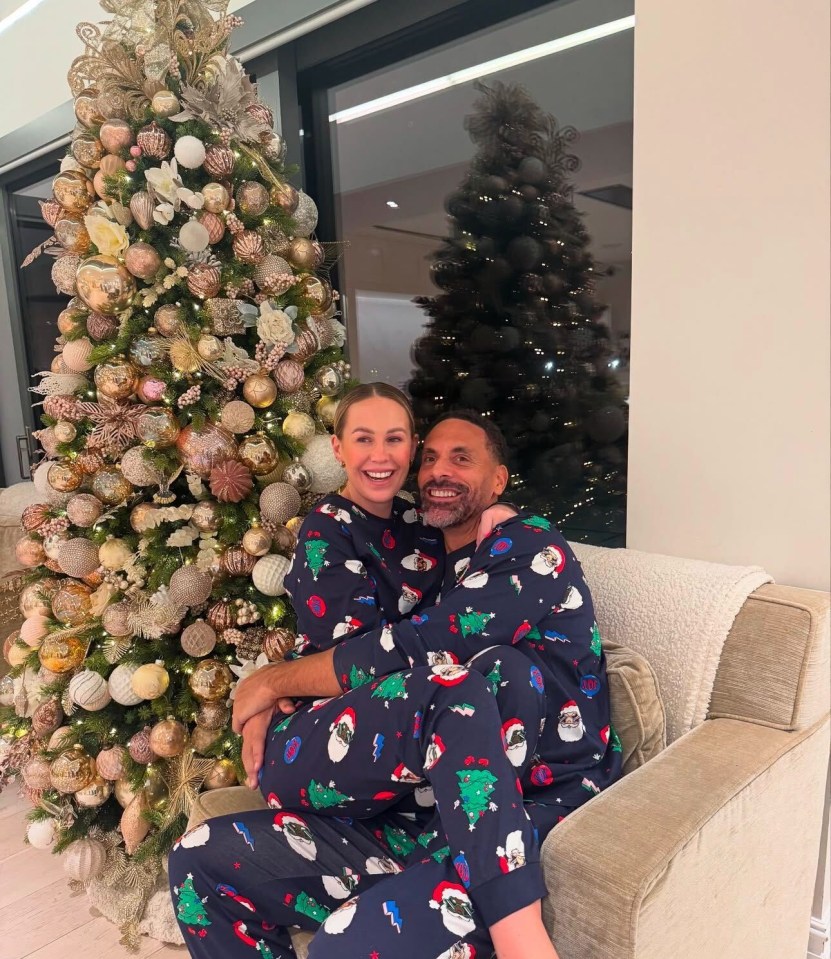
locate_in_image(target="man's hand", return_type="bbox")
[476,503,518,548]
[240,709,272,789]
[232,663,294,733]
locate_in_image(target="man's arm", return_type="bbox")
[332,514,580,690]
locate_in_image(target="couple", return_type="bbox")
[169,383,621,959]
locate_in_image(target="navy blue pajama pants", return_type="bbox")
[169,647,561,958]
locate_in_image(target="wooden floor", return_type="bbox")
[0,788,186,959]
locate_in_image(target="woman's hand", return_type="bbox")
[476,503,518,548]
[232,663,295,733]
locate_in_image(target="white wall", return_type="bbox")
[627,0,831,591]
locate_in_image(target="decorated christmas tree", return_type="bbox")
[408,82,627,538]
[174,872,211,929]
[0,0,351,943]
[308,778,352,809]
[455,767,498,829]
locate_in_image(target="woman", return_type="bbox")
[169,384,560,959]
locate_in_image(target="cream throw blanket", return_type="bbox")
[571,543,772,743]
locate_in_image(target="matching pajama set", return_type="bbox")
[168,496,621,959]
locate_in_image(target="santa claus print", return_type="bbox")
[365,856,402,874]
[321,897,358,935]
[558,700,585,741]
[436,943,477,959]
[429,881,476,938]
[333,615,364,639]
[496,830,527,873]
[322,870,360,900]
[173,822,210,851]
[461,569,489,589]
[424,733,447,771]
[426,650,459,666]
[398,583,422,614]
[454,556,471,581]
[272,812,318,861]
[391,762,424,783]
[501,718,527,767]
[428,663,470,686]
[328,707,357,762]
[379,624,395,652]
[530,544,567,578]
[401,549,439,573]
[343,559,366,575]
[415,784,436,807]
[554,585,584,612]
[316,502,352,525]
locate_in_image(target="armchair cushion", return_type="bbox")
[605,641,666,774]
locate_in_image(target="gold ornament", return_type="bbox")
[76,255,136,314]
[131,662,170,700]
[121,446,163,486]
[220,399,256,434]
[140,764,168,812]
[236,180,270,216]
[232,230,265,264]
[99,118,134,153]
[191,726,222,754]
[282,411,316,443]
[203,758,238,790]
[48,461,84,493]
[94,355,140,399]
[51,255,82,295]
[288,237,319,271]
[61,337,95,372]
[259,482,302,526]
[50,745,96,794]
[291,326,321,365]
[285,516,303,536]
[297,274,333,312]
[114,777,139,808]
[57,536,100,577]
[15,536,46,568]
[129,501,159,531]
[57,305,86,335]
[206,600,236,631]
[121,792,151,854]
[149,717,188,758]
[169,565,213,607]
[53,170,95,213]
[99,153,126,176]
[151,89,180,117]
[253,254,292,293]
[242,526,271,557]
[165,749,214,818]
[96,744,128,781]
[189,659,233,702]
[242,372,278,409]
[238,433,279,476]
[201,182,231,213]
[282,459,312,492]
[203,144,235,178]
[195,700,230,731]
[98,537,133,570]
[205,297,244,335]
[74,89,105,128]
[63,837,107,882]
[32,697,64,738]
[66,493,103,527]
[91,467,133,505]
[136,121,171,159]
[186,263,222,299]
[20,578,59,617]
[92,168,117,201]
[53,420,78,443]
[55,214,91,255]
[176,423,238,478]
[191,500,221,532]
[316,395,340,428]
[75,774,113,807]
[271,524,297,554]
[23,756,53,790]
[129,191,156,230]
[124,242,162,280]
[71,133,105,169]
[168,339,201,373]
[154,303,184,336]
[221,545,257,577]
[269,181,299,213]
[181,620,217,657]
[263,627,296,661]
[136,407,180,448]
[274,359,305,394]
[196,334,224,361]
[51,582,93,626]
[197,210,225,244]
[314,365,343,397]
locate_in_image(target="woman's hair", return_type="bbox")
[332,382,416,439]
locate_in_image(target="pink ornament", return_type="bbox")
[130,146,142,158]
[136,376,168,404]
[125,160,137,172]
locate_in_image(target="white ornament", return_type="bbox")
[64,837,107,881]
[252,554,291,597]
[99,538,133,571]
[179,219,210,252]
[69,670,111,711]
[108,663,143,706]
[173,135,206,169]
[300,434,346,494]
[27,818,56,849]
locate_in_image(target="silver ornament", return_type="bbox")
[313,365,343,397]
[282,459,313,492]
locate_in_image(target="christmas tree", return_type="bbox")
[0,0,350,942]
[455,767,498,829]
[408,82,627,539]
[371,672,408,703]
[308,778,352,809]
[304,536,329,580]
[174,873,211,929]
[453,608,494,638]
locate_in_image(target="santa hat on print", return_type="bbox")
[328,707,357,763]
[557,700,585,742]
[272,812,318,861]
[391,762,423,783]
[401,549,438,572]
[424,733,447,771]
[501,718,527,767]
[398,583,423,614]
[429,881,476,937]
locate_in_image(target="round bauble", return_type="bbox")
[98,537,133,571]
[261,131,285,163]
[186,262,222,299]
[128,502,159,535]
[203,144,234,178]
[47,726,75,752]
[96,744,128,780]
[131,661,170,700]
[232,230,265,264]
[197,209,225,244]
[238,433,279,476]
[76,255,136,314]
[65,493,102,529]
[174,135,206,169]
[282,411,315,444]
[195,700,230,731]
[203,758,237,789]
[56,536,99,578]
[263,627,296,661]
[53,420,78,443]
[114,777,140,808]
[99,118,134,153]
[86,310,118,341]
[259,482,301,525]
[242,526,271,557]
[269,181,298,213]
[206,600,236,632]
[51,254,81,295]
[51,582,92,626]
[297,274,332,312]
[152,304,183,339]
[188,659,232,702]
[191,500,221,532]
[136,407,180,448]
[137,121,171,159]
[94,356,140,399]
[91,468,133,506]
[150,89,180,117]
[6,637,29,668]
[252,553,291,597]
[273,359,305,394]
[22,755,53,790]
[48,461,84,493]
[69,670,111,711]
[20,579,58,618]
[191,726,222,754]
[61,337,95,373]
[201,182,230,213]
[38,634,86,674]
[253,254,292,292]
[208,458,253,504]
[121,446,161,487]
[176,423,237,478]
[181,620,217,657]
[220,399,256,434]
[313,366,343,397]
[315,395,340,428]
[270,524,297,554]
[102,601,133,638]
[51,745,96,793]
[242,373,278,409]
[236,180,269,216]
[128,727,155,764]
[108,662,143,705]
[196,334,223,361]
[144,763,169,810]
[64,837,107,881]
[300,433,346,494]
[149,717,188,757]
[124,242,162,280]
[31,697,64,738]
[287,237,319,271]
[179,219,210,253]
[136,375,168,404]
[169,566,213,607]
[74,89,105,128]
[282,459,312,492]
[15,536,45,568]
[292,191,318,237]
[221,545,257,577]
[27,818,56,849]
[53,170,95,213]
[129,333,167,368]
[56,306,86,335]
[75,774,112,807]
[55,214,91,255]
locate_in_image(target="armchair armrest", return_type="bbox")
[542,717,830,959]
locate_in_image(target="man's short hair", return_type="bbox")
[428,410,509,466]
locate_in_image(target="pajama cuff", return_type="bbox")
[471,859,547,927]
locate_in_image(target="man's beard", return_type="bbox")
[421,482,481,529]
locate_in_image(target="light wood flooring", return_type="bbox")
[0,788,186,959]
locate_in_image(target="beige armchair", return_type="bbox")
[188,572,830,958]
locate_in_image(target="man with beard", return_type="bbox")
[175,413,619,959]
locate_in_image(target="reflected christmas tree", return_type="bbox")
[408,82,627,541]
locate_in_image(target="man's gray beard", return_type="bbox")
[422,493,481,530]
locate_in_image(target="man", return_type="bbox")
[171,413,620,959]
